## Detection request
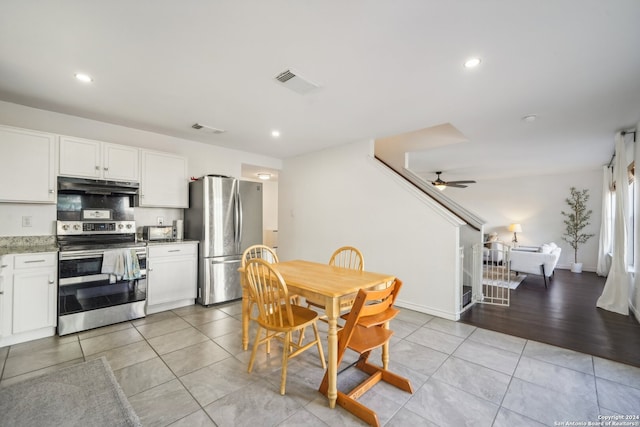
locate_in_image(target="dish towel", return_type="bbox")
[102,249,125,278]
[122,249,142,280]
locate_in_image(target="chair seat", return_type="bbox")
[257,304,319,331]
[343,324,393,354]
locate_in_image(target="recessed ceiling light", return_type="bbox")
[522,114,537,123]
[271,130,280,137]
[463,58,481,68]
[257,173,271,180]
[74,73,93,83]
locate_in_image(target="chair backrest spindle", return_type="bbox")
[329,246,364,271]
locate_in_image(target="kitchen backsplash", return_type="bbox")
[133,207,183,233]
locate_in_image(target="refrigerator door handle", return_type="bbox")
[232,187,238,246]
[237,189,244,248]
[214,259,242,265]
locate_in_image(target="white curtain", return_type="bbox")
[596,166,613,276]
[597,133,630,315]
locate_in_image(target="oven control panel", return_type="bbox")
[57,220,136,235]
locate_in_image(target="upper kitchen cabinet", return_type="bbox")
[0,125,56,203]
[59,136,139,182]
[139,150,188,208]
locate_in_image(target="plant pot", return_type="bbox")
[571,263,583,273]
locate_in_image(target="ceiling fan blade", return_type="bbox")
[445,183,468,188]
[447,180,476,185]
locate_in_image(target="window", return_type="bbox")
[609,161,635,270]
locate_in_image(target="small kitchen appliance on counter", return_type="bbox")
[143,225,175,241]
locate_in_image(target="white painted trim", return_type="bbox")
[396,300,459,321]
[146,299,195,314]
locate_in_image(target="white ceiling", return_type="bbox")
[1,1,639,184]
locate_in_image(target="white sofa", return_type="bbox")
[509,243,562,288]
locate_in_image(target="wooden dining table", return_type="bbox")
[239,259,396,409]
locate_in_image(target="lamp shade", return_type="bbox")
[508,223,522,233]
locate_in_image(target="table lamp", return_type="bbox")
[508,223,522,243]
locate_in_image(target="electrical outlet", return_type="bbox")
[22,216,32,227]
[157,217,164,225]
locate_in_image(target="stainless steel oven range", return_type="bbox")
[56,177,147,335]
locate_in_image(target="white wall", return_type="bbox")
[442,170,603,271]
[0,101,281,236]
[278,139,466,319]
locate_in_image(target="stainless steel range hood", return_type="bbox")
[57,177,139,196]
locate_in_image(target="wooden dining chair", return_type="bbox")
[306,246,364,315]
[245,258,326,395]
[319,278,412,427]
[242,244,299,307]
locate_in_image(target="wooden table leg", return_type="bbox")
[382,322,390,369]
[325,297,339,408]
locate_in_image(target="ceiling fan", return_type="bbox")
[431,171,476,191]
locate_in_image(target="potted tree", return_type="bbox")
[561,187,594,273]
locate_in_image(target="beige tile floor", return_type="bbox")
[1,301,639,426]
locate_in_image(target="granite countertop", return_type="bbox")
[0,236,199,256]
[0,236,59,256]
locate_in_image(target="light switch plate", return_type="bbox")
[157,217,164,225]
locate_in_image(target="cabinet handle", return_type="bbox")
[48,280,55,284]
[95,165,100,170]
[0,291,3,295]
[24,259,46,263]
[168,249,181,253]
[1,264,7,268]
[104,167,109,171]
[49,189,54,194]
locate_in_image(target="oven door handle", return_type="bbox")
[60,249,146,260]
[60,251,106,260]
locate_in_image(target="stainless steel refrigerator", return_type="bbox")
[184,176,263,305]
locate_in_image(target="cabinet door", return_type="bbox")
[104,143,139,181]
[139,150,188,207]
[147,256,197,305]
[12,267,56,333]
[59,136,102,178]
[0,256,12,338]
[0,125,56,203]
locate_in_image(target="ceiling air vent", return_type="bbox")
[274,69,319,94]
[192,123,225,134]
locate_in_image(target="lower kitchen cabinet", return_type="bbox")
[146,242,197,314]
[0,255,11,339]
[0,252,58,347]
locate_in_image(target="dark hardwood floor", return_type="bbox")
[459,269,640,368]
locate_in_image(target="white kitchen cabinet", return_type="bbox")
[59,136,139,181]
[139,150,188,208]
[0,125,56,203]
[147,242,197,313]
[0,256,12,338]
[0,252,58,347]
